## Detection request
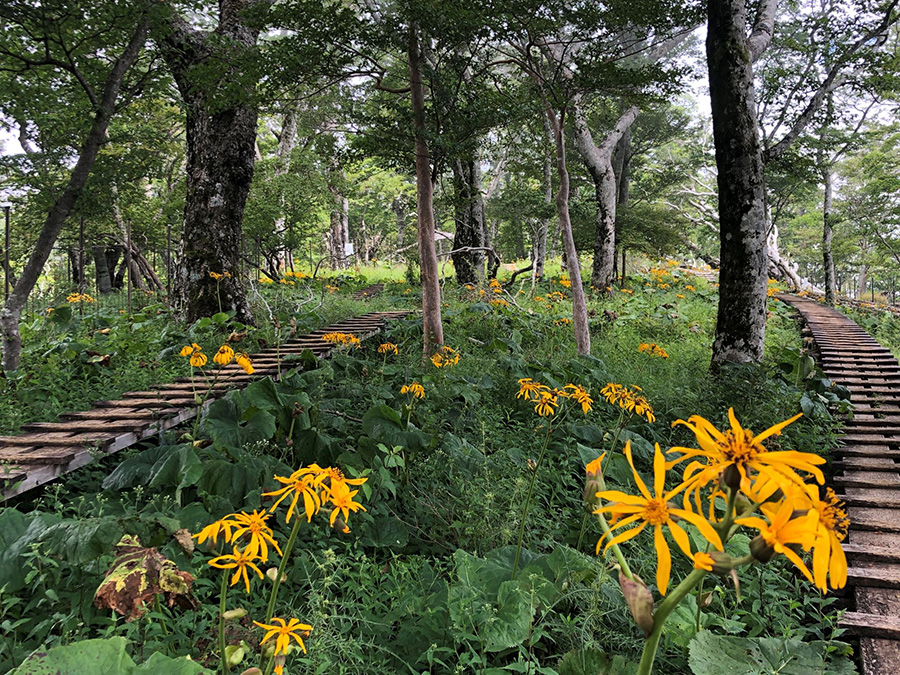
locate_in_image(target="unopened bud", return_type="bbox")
[708,551,734,576]
[619,571,654,636]
[222,608,247,620]
[240,669,263,675]
[584,477,602,509]
[720,464,741,490]
[750,535,775,563]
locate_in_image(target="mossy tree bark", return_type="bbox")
[707,0,770,366]
[451,158,486,285]
[156,0,267,324]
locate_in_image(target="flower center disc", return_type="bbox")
[642,498,669,525]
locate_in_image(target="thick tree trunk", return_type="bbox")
[572,99,639,291]
[451,158,486,285]
[546,107,590,355]
[1,16,149,373]
[409,23,444,357]
[823,168,836,305]
[157,2,263,324]
[707,0,769,366]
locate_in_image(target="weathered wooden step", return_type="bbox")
[844,544,900,563]
[847,565,900,589]
[841,612,900,639]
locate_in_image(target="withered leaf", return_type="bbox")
[94,535,198,621]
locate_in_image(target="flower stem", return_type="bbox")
[512,424,552,578]
[636,568,707,675]
[218,571,229,674]
[264,515,303,623]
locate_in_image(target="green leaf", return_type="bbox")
[103,445,188,491]
[558,648,638,675]
[482,580,534,651]
[0,509,61,592]
[38,517,123,564]
[360,514,409,549]
[10,637,213,674]
[147,446,203,500]
[362,403,404,439]
[688,630,856,675]
[204,398,276,451]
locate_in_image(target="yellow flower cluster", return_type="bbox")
[593,410,848,596]
[555,317,572,326]
[66,292,97,304]
[377,342,398,355]
[517,378,593,416]
[489,278,502,294]
[194,463,367,670]
[490,298,509,308]
[180,343,254,373]
[325,284,339,293]
[557,276,571,288]
[600,383,655,422]
[283,270,308,279]
[321,332,360,348]
[431,346,460,368]
[209,271,232,280]
[400,382,425,399]
[180,342,207,367]
[638,342,668,359]
[259,277,274,284]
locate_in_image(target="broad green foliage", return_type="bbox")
[11,637,211,675]
[688,631,855,675]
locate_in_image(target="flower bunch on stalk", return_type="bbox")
[321,332,360,348]
[66,292,97,304]
[377,342,398,356]
[193,462,367,674]
[600,383,655,422]
[637,343,668,359]
[516,378,593,417]
[586,408,848,675]
[431,345,460,368]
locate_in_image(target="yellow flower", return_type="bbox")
[585,453,607,477]
[637,343,668,359]
[431,346,459,368]
[401,382,425,399]
[802,485,849,591]
[533,389,559,416]
[193,517,238,547]
[208,545,265,593]
[490,298,509,308]
[378,342,398,355]
[230,510,282,561]
[321,466,367,492]
[692,552,715,571]
[669,409,823,495]
[562,384,593,413]
[594,442,724,595]
[235,352,254,374]
[253,617,312,657]
[263,466,329,523]
[736,498,819,584]
[179,343,198,357]
[214,344,235,366]
[516,378,548,401]
[190,352,208,367]
[210,271,224,281]
[325,480,367,528]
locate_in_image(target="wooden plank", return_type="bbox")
[0,446,76,465]
[843,544,900,563]
[841,612,900,639]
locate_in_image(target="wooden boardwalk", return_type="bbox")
[0,306,408,500]
[780,294,900,675]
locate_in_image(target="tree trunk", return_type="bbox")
[451,158,486,285]
[94,246,113,293]
[707,0,769,366]
[823,167,836,305]
[546,107,590,354]
[1,16,149,373]
[572,99,639,292]
[409,23,444,357]
[157,3,262,325]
